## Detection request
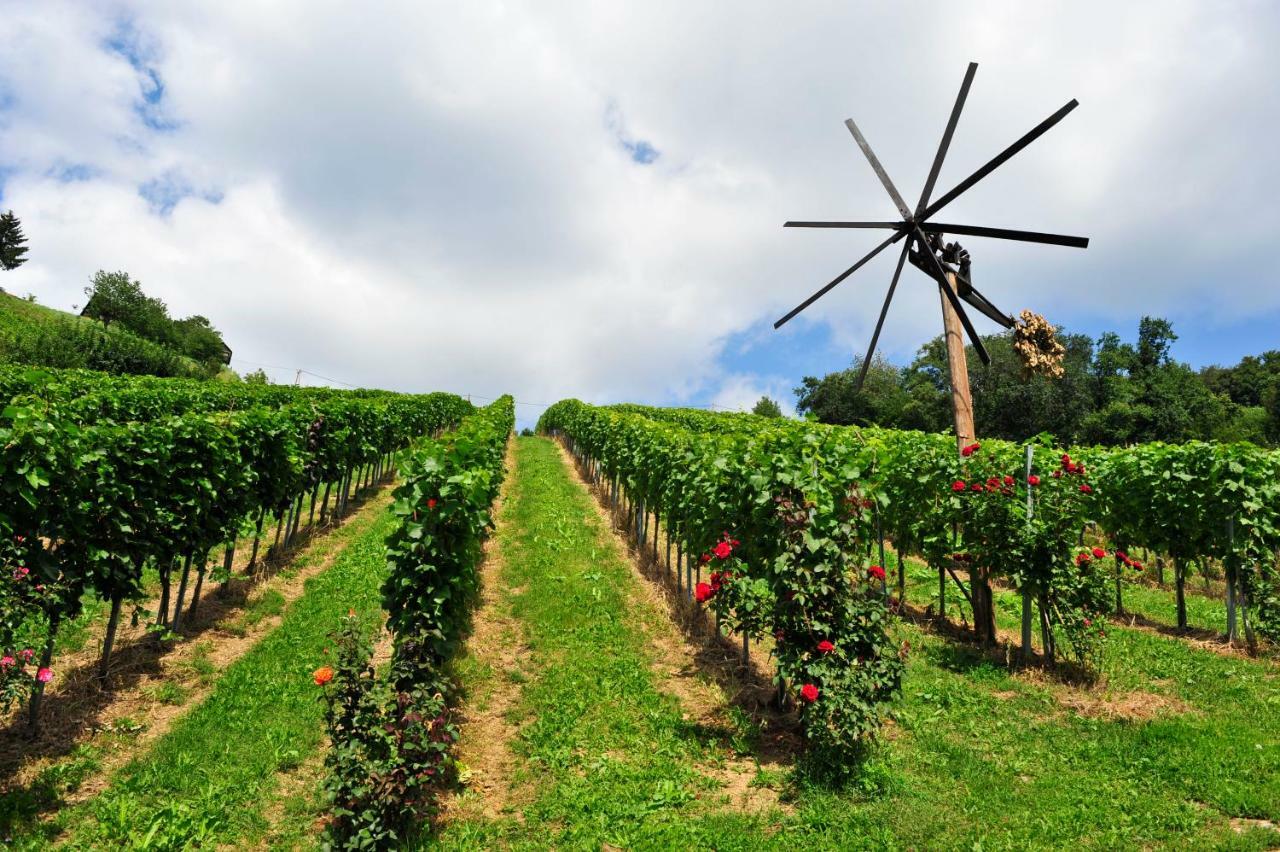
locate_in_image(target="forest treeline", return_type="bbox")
[795,317,1279,447]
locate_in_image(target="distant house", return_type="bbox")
[217,339,233,364]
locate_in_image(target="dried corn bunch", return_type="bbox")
[1013,309,1065,379]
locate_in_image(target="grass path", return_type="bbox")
[40,505,400,850]
[432,436,775,850]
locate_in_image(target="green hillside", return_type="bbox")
[0,290,226,379]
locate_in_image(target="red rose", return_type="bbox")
[961,445,974,457]
[952,480,966,492]
[1132,561,1144,571]
[1076,552,1091,566]
[313,666,335,686]
[1027,475,1040,486]
[427,498,437,509]
[1061,453,1071,466]
[800,683,820,703]
[694,582,714,603]
[713,541,733,560]
[970,483,984,492]
[817,640,835,654]
[1052,470,1063,479]
[1003,475,1014,486]
[1092,546,1106,559]
[699,553,712,564]
[868,565,886,582]
[1079,484,1093,494]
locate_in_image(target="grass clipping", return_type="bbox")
[1013,310,1066,379]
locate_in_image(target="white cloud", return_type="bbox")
[0,1,1277,427]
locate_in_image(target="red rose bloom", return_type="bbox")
[1092,546,1107,559]
[1003,475,1014,486]
[694,582,714,603]
[970,483,984,492]
[952,480,966,492]
[800,683,820,703]
[817,640,835,654]
[1079,484,1093,494]
[699,553,712,564]
[313,666,335,686]
[868,564,886,582]
[1052,470,1063,479]
[961,445,974,457]
[713,541,733,560]
[1076,552,1091,566]
[1061,453,1071,465]
[1027,475,1041,486]
[427,498,437,509]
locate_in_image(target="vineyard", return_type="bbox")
[1,371,1278,848]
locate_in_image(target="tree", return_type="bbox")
[751,396,782,418]
[83,271,146,331]
[966,331,1096,443]
[1135,316,1177,372]
[244,368,270,385]
[795,355,913,427]
[0,210,29,271]
[173,315,228,363]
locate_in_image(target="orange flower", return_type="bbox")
[313,666,335,686]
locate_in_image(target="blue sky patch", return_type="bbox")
[47,162,98,183]
[605,101,660,166]
[138,171,193,215]
[103,18,180,132]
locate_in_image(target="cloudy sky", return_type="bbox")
[1,2,1277,427]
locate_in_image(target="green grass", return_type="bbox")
[434,438,1280,850]
[21,502,398,850]
[431,436,750,850]
[0,291,95,334]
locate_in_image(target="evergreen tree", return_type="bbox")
[0,210,29,271]
[752,395,783,418]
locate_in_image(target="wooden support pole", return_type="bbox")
[941,269,994,644]
[940,271,976,451]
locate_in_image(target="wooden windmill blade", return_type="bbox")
[916,61,978,216]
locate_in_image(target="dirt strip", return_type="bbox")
[438,439,535,824]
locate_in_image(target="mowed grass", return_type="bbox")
[432,436,747,850]
[37,506,399,850]
[437,438,1280,850]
